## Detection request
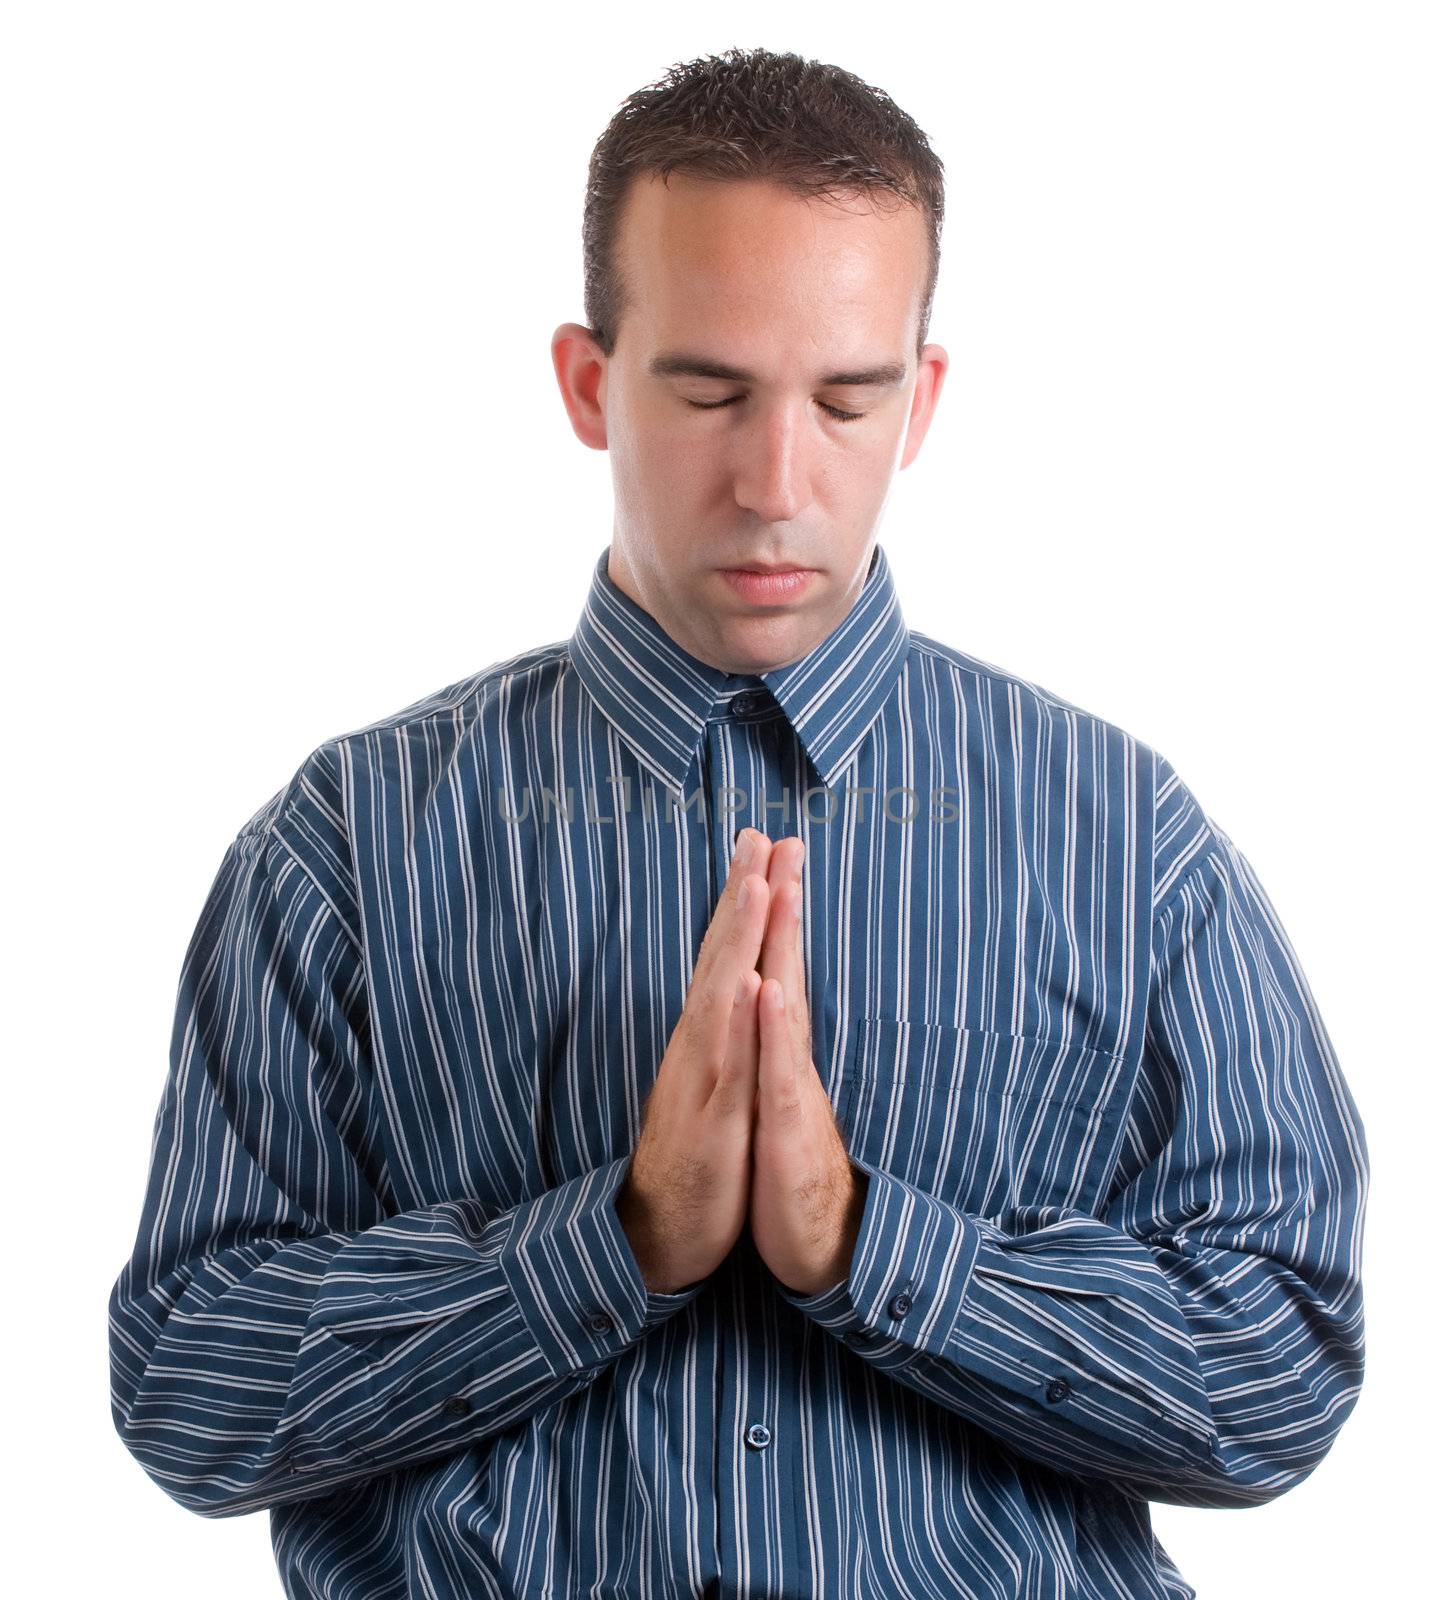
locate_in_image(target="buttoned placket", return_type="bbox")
[697,673,816,1598]
[559,542,911,1594]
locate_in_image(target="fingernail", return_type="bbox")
[735,972,749,1006]
[737,877,751,910]
[771,981,786,1011]
[735,830,754,870]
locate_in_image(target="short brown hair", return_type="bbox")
[582,47,945,360]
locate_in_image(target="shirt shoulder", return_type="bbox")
[907,631,1218,910]
[908,628,1147,752]
[229,641,573,912]
[335,642,572,745]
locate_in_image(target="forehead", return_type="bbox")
[613,172,926,348]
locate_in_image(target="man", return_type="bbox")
[108,46,1367,1600]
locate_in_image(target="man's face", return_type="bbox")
[564,173,947,677]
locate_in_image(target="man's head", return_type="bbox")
[553,48,949,676]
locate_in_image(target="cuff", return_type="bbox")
[501,1154,707,1378]
[776,1158,982,1360]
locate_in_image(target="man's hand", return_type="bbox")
[749,835,868,1297]
[615,828,772,1293]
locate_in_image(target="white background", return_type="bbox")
[5,4,1443,1595]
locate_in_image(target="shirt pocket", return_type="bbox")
[840,1018,1133,1219]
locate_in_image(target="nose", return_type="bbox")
[732,400,814,525]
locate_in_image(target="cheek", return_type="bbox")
[638,420,719,501]
[815,440,893,511]
[619,392,705,463]
[612,423,716,531]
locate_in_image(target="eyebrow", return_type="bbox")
[647,351,909,389]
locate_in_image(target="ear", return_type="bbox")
[898,343,949,472]
[551,322,610,451]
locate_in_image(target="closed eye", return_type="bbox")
[684,396,868,423]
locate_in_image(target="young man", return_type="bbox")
[109,47,1367,1600]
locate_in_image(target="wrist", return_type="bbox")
[789,1164,867,1296]
[615,1177,673,1293]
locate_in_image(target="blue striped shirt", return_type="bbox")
[108,541,1367,1599]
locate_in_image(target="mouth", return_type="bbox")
[717,565,817,604]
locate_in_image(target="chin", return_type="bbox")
[720,617,815,664]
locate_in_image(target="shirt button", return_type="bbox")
[441,1395,473,1419]
[586,1311,614,1334]
[1045,1377,1071,1403]
[729,690,767,717]
[744,1422,772,1449]
[887,1292,913,1319]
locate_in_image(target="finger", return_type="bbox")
[715,966,762,1117]
[732,825,764,879]
[688,850,776,1057]
[695,828,771,980]
[765,873,812,1066]
[729,832,774,883]
[683,871,766,1060]
[781,875,808,1016]
[756,837,804,985]
[785,880,813,1062]
[757,975,800,1108]
[765,833,802,892]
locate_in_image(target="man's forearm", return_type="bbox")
[113,1154,706,1516]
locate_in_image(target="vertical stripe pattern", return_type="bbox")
[108,542,1367,1599]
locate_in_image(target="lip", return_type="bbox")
[718,566,816,604]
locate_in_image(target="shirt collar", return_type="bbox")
[567,542,911,796]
